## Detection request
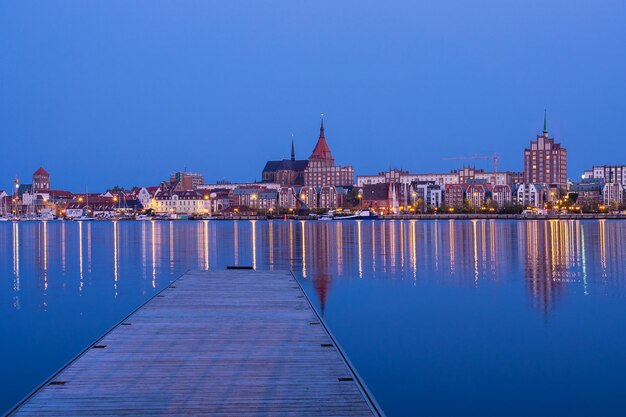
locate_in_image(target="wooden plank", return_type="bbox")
[9,270,383,416]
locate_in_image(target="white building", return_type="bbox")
[603,183,624,206]
[357,168,512,188]
[591,165,626,184]
[198,182,281,192]
[517,183,547,208]
[150,190,211,215]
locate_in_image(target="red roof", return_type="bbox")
[310,137,333,160]
[309,118,333,160]
[33,167,49,176]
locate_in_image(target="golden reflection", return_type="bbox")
[251,220,257,270]
[78,220,84,290]
[449,220,455,274]
[234,221,239,266]
[141,221,147,277]
[410,220,417,280]
[357,220,363,278]
[61,222,66,272]
[599,219,607,274]
[289,221,294,271]
[13,221,19,290]
[434,220,439,271]
[381,221,386,271]
[43,221,48,284]
[472,220,478,286]
[204,220,209,271]
[481,220,486,270]
[336,222,343,276]
[87,222,92,274]
[151,220,156,288]
[113,221,119,292]
[371,222,376,272]
[581,223,588,296]
[269,220,274,271]
[400,220,405,270]
[489,220,495,275]
[169,221,174,271]
[389,221,396,270]
[301,220,307,278]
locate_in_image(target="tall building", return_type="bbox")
[32,167,50,191]
[262,138,308,186]
[170,171,204,191]
[523,112,567,190]
[304,118,354,187]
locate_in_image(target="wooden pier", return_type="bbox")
[9,269,382,416]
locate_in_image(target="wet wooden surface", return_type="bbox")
[10,270,380,416]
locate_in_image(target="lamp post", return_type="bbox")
[358,188,363,210]
[251,194,257,212]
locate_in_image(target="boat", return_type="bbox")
[0,217,9,222]
[135,214,151,221]
[335,210,379,220]
[318,209,379,220]
[73,216,95,221]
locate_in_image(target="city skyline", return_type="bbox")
[2,1,626,190]
[0,114,606,193]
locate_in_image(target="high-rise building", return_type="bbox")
[523,112,568,189]
[170,171,204,191]
[304,118,354,187]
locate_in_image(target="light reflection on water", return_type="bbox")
[1,219,626,416]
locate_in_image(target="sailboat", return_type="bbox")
[74,188,95,221]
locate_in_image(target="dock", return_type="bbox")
[9,269,382,416]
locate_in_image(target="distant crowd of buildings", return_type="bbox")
[2,114,626,218]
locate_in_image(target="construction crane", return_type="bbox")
[443,153,499,173]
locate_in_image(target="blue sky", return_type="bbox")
[1,1,625,191]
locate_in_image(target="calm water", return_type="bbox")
[1,219,626,416]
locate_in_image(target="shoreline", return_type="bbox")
[3,213,625,222]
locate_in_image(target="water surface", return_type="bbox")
[1,219,626,416]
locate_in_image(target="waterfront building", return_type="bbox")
[517,183,547,208]
[357,167,513,188]
[603,183,625,207]
[492,184,513,207]
[131,186,159,209]
[361,183,393,213]
[198,182,281,192]
[580,165,626,185]
[444,184,467,209]
[569,178,604,208]
[169,171,204,191]
[151,187,210,215]
[203,189,231,213]
[232,186,278,211]
[262,139,308,186]
[32,167,50,191]
[466,182,492,209]
[303,118,354,188]
[278,187,298,210]
[411,181,443,210]
[523,112,568,190]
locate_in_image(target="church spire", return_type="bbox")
[543,109,548,136]
[319,114,325,138]
[291,134,295,161]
